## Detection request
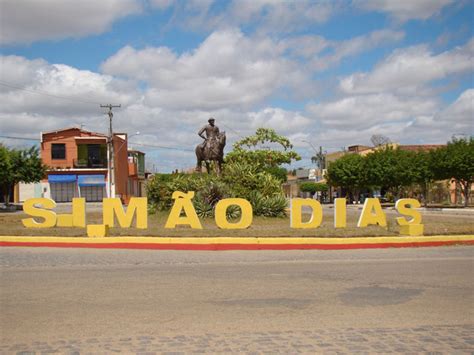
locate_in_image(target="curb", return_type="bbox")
[1,235,473,251]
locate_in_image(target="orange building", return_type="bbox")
[38,127,145,203]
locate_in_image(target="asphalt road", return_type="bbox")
[1,246,473,353]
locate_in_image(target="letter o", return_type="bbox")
[215,198,253,229]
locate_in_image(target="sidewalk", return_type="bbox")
[1,235,473,251]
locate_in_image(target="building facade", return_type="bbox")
[19,127,145,203]
[126,150,147,203]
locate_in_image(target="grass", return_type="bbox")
[0,208,473,238]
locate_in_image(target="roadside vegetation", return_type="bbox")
[327,137,473,207]
[0,145,46,207]
[147,128,300,218]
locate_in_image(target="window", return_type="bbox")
[51,144,66,160]
[50,182,76,202]
[80,186,105,202]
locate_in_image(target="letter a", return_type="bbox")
[165,191,202,229]
[357,198,387,228]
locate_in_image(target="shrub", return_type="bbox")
[247,191,287,217]
[265,166,288,182]
[220,161,282,200]
[147,166,287,218]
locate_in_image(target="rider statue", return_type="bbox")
[198,117,220,150]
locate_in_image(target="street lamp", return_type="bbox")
[301,139,318,166]
[302,139,318,155]
[117,131,140,154]
[301,140,326,181]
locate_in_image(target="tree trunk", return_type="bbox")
[422,182,428,208]
[462,181,471,207]
[2,184,11,207]
[354,188,360,204]
[3,193,10,207]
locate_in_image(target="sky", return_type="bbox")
[0,0,473,172]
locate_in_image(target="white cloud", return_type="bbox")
[0,55,137,118]
[0,55,313,171]
[434,89,474,133]
[247,107,311,133]
[149,0,175,10]
[279,35,330,59]
[355,0,454,22]
[158,0,336,34]
[101,29,306,110]
[0,0,142,44]
[340,38,474,95]
[307,93,440,129]
[310,29,405,71]
[305,88,473,147]
[226,0,335,31]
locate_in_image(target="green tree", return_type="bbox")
[147,129,299,217]
[225,128,301,170]
[430,137,474,207]
[0,146,47,206]
[299,182,328,194]
[326,153,366,202]
[410,150,436,207]
[265,166,288,182]
[363,147,415,199]
[299,182,318,195]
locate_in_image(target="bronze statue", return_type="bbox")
[195,118,226,174]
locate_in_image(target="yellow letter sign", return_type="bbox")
[357,198,387,228]
[395,198,422,225]
[22,198,57,228]
[103,197,147,229]
[56,198,86,227]
[215,198,253,229]
[290,198,323,229]
[165,191,202,229]
[334,198,347,228]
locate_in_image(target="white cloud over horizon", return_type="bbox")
[355,0,454,22]
[1,1,472,172]
[0,0,142,45]
[339,38,474,95]
[1,49,471,171]
[101,29,309,110]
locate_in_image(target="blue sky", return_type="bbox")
[0,0,473,172]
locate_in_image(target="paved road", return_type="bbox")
[1,246,473,353]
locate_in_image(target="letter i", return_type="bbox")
[334,198,347,228]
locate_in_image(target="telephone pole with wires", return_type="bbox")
[100,104,121,198]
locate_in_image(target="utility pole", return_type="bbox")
[100,104,121,198]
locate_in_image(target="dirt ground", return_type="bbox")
[1,206,473,237]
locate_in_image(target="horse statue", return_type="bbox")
[195,132,226,175]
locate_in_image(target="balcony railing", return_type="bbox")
[73,158,107,169]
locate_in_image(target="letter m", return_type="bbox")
[103,197,148,229]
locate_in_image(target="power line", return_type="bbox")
[0,135,39,141]
[100,104,121,198]
[0,80,102,105]
[221,122,244,139]
[131,142,194,152]
[0,134,193,152]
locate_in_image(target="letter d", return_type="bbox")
[290,198,323,229]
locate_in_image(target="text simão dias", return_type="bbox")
[22,191,423,232]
